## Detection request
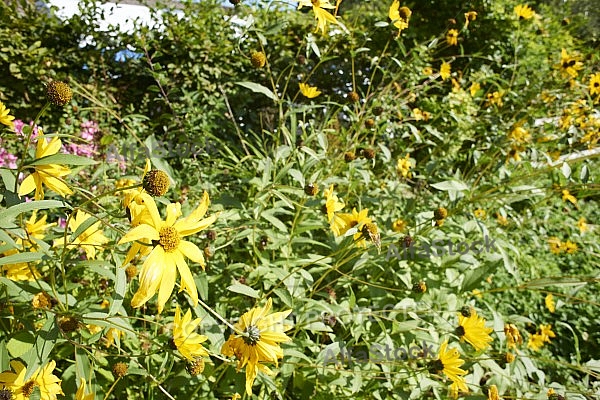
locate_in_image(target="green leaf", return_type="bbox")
[430,180,469,192]
[109,264,127,317]
[235,81,278,101]
[23,317,60,380]
[0,251,44,266]
[227,283,260,298]
[27,154,97,166]
[0,200,70,229]
[7,331,35,358]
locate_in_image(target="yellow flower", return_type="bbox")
[392,218,407,233]
[430,340,468,393]
[548,237,563,254]
[388,1,411,32]
[55,210,109,260]
[488,384,501,400]
[474,209,486,220]
[0,360,64,400]
[104,327,124,348]
[23,211,55,246]
[561,240,577,254]
[527,324,556,351]
[527,333,545,351]
[486,91,503,107]
[514,4,535,20]
[18,130,73,200]
[0,248,41,281]
[471,289,482,298]
[589,73,600,96]
[336,208,372,246]
[221,298,292,395]
[422,66,433,76]
[297,0,340,35]
[469,82,481,97]
[173,306,209,361]
[559,49,583,78]
[456,309,493,351]
[118,192,218,312]
[504,323,523,349]
[545,293,555,313]
[323,184,345,226]
[578,217,588,233]
[440,62,451,81]
[496,213,508,226]
[0,101,15,127]
[446,29,459,46]
[231,394,241,400]
[508,126,531,143]
[299,83,321,98]
[464,11,477,28]
[562,189,577,205]
[76,378,94,400]
[396,153,412,178]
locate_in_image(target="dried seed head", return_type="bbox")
[59,316,79,332]
[46,81,73,106]
[364,118,375,129]
[32,291,54,309]
[344,152,356,162]
[186,358,205,376]
[412,281,427,294]
[112,362,128,378]
[125,265,138,282]
[251,51,267,68]
[142,170,170,196]
[304,183,319,196]
[434,207,448,220]
[362,148,376,160]
[347,91,360,103]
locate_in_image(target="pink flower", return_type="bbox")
[0,147,18,169]
[13,120,39,140]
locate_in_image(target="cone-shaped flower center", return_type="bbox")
[428,359,444,374]
[22,381,36,397]
[243,325,261,345]
[159,226,180,252]
[143,170,170,196]
[455,326,466,337]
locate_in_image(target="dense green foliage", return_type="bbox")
[0,0,599,399]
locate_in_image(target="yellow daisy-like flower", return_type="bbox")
[539,324,556,341]
[118,191,218,312]
[504,323,523,349]
[589,73,600,96]
[221,298,292,395]
[496,213,508,226]
[0,100,15,127]
[429,340,468,393]
[514,4,535,20]
[486,91,503,107]
[446,29,459,46]
[336,208,372,245]
[392,218,407,233]
[559,49,583,78]
[578,217,588,233]
[456,309,493,351]
[548,237,562,254]
[440,61,451,81]
[0,360,64,400]
[56,210,109,260]
[297,0,340,35]
[396,153,413,178]
[299,83,321,98]
[0,248,42,281]
[545,293,555,313]
[323,184,344,227]
[422,66,433,76]
[527,333,545,351]
[473,209,486,220]
[76,378,94,400]
[18,130,73,200]
[172,306,209,361]
[388,1,411,32]
[561,240,577,254]
[23,211,55,247]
